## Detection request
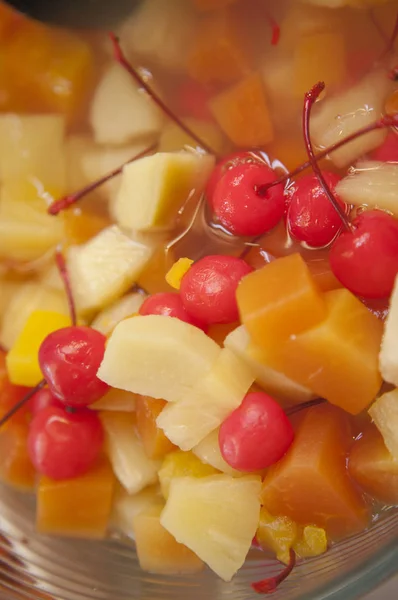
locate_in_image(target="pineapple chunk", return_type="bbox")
[311,70,392,167]
[100,412,159,494]
[192,428,241,476]
[159,450,219,499]
[158,119,228,155]
[67,226,154,316]
[380,275,398,386]
[90,63,163,145]
[280,3,343,48]
[114,152,215,232]
[91,389,137,412]
[161,474,262,581]
[91,292,146,337]
[336,162,398,217]
[0,277,21,324]
[156,348,254,450]
[111,484,162,539]
[97,315,221,402]
[256,508,299,565]
[224,326,314,404]
[369,390,398,460]
[294,525,328,559]
[0,114,66,189]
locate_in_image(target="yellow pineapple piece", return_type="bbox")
[159,450,219,499]
[294,525,328,558]
[256,508,299,565]
[111,484,162,539]
[166,258,194,290]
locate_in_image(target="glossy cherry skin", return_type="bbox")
[371,133,398,162]
[205,152,262,209]
[180,255,253,325]
[38,326,109,407]
[286,172,346,248]
[29,388,63,416]
[139,292,206,331]
[330,210,398,299]
[27,405,104,480]
[212,162,285,236]
[219,392,294,471]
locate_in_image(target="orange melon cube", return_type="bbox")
[0,417,35,492]
[260,404,370,539]
[237,253,326,351]
[136,396,176,459]
[209,73,274,147]
[37,457,115,539]
[0,2,24,41]
[192,0,238,10]
[63,209,110,246]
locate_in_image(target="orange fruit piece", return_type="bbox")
[136,396,176,459]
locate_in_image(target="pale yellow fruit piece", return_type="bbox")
[110,484,162,539]
[91,389,138,412]
[66,135,94,191]
[165,258,193,290]
[0,220,64,263]
[192,428,241,476]
[369,390,398,461]
[91,292,146,337]
[156,348,254,450]
[0,278,21,324]
[100,412,159,494]
[256,507,299,565]
[67,225,154,316]
[161,475,262,581]
[280,3,343,49]
[158,119,228,155]
[114,152,215,232]
[294,525,328,559]
[158,450,219,499]
[380,275,398,387]
[97,315,221,402]
[224,326,314,405]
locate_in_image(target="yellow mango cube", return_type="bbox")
[6,310,71,386]
[256,508,299,565]
[294,525,328,559]
[166,258,194,290]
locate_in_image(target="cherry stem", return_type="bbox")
[286,397,325,417]
[48,143,157,215]
[252,549,296,594]
[55,251,77,327]
[303,81,351,232]
[0,380,46,429]
[109,33,218,157]
[265,12,280,46]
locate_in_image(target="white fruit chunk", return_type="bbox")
[336,162,398,217]
[161,474,262,581]
[0,114,66,189]
[156,348,254,451]
[67,225,153,316]
[91,389,137,412]
[193,429,241,476]
[98,315,221,401]
[379,275,398,386]
[91,292,146,337]
[224,326,314,404]
[90,63,163,146]
[111,485,162,539]
[311,70,391,168]
[100,412,159,495]
[114,152,215,232]
[369,390,398,460]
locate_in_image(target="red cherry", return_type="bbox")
[330,210,398,299]
[28,405,103,480]
[139,292,206,331]
[219,392,294,471]
[286,172,346,248]
[29,388,63,416]
[38,326,109,407]
[177,79,213,121]
[205,152,262,209]
[212,162,285,236]
[371,132,398,162]
[180,255,253,325]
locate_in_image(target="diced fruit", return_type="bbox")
[261,56,296,125]
[114,152,215,232]
[237,254,326,352]
[136,396,176,459]
[158,118,228,155]
[91,292,146,337]
[100,412,159,495]
[380,275,398,386]
[37,456,115,539]
[0,417,35,492]
[111,484,162,539]
[97,315,221,402]
[6,310,71,387]
[63,209,110,246]
[161,474,261,581]
[293,526,328,559]
[156,348,254,450]
[192,428,241,476]
[166,258,194,290]
[368,389,398,461]
[66,135,94,191]
[260,404,370,539]
[159,450,219,499]
[67,226,154,316]
[134,505,204,574]
[349,426,398,504]
[90,63,163,145]
[209,74,274,147]
[91,389,138,412]
[0,219,64,264]
[311,70,392,168]
[256,508,299,565]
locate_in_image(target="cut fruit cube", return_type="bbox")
[91,292,146,337]
[37,457,115,539]
[90,63,163,145]
[156,348,254,450]
[159,450,219,499]
[260,403,370,539]
[136,396,176,459]
[91,389,137,412]
[100,412,159,495]
[293,525,328,559]
[111,484,162,539]
[256,508,299,565]
[0,417,35,492]
[311,70,392,168]
[6,310,71,387]
[67,225,154,316]
[161,474,261,581]
[209,73,274,147]
[114,152,215,232]
[192,428,241,476]
[134,505,204,574]
[166,258,194,290]
[158,119,228,155]
[380,274,398,386]
[97,315,221,402]
[368,389,398,461]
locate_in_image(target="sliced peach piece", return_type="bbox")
[136,396,176,459]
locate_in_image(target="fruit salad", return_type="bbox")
[0,0,397,594]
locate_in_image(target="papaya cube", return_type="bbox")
[237,253,326,351]
[0,417,35,492]
[209,74,274,147]
[256,507,299,565]
[275,289,383,415]
[37,457,115,539]
[260,404,370,539]
[136,396,176,459]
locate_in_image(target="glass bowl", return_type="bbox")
[0,482,396,600]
